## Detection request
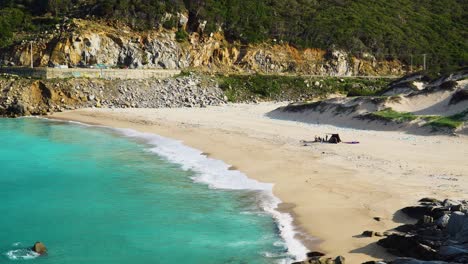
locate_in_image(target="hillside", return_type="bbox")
[0,0,466,73]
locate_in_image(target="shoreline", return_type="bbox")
[45,116,314,260]
[49,103,468,263]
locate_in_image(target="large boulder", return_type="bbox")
[435,214,450,228]
[31,242,47,254]
[438,245,468,257]
[377,234,438,260]
[447,212,467,236]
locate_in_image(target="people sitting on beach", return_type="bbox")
[314,134,342,144]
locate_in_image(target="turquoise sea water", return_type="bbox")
[0,118,304,263]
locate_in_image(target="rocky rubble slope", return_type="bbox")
[0,74,227,117]
[1,19,405,76]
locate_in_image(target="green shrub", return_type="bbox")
[426,110,467,129]
[175,29,189,42]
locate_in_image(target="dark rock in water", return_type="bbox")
[31,242,47,254]
[6,102,27,117]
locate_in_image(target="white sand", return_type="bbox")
[50,103,468,263]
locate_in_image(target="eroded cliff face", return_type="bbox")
[1,19,405,76]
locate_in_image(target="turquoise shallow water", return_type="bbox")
[0,118,297,263]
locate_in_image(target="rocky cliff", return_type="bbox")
[1,19,405,76]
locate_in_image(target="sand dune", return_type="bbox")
[271,78,468,135]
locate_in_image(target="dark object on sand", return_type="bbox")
[31,242,47,255]
[306,251,326,258]
[328,134,342,144]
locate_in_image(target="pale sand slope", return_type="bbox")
[50,103,468,263]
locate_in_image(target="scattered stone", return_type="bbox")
[422,215,434,224]
[362,230,375,237]
[375,232,385,237]
[374,217,382,222]
[293,255,346,264]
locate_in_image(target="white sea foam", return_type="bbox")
[5,249,39,260]
[116,128,309,261]
[42,118,309,262]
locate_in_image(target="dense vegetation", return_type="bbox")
[0,0,466,71]
[217,74,390,102]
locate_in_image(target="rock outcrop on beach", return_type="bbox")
[364,198,468,264]
[0,73,226,117]
[293,252,346,264]
[295,202,467,264]
[0,19,404,76]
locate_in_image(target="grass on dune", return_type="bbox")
[371,108,417,122]
[426,110,468,129]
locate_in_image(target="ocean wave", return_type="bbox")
[4,249,39,260]
[42,118,309,261]
[116,128,309,261]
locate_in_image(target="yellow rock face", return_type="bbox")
[8,19,405,76]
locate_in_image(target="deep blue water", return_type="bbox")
[0,118,299,263]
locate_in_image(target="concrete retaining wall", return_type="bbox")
[0,67,180,79]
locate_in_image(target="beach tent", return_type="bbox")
[328,134,342,144]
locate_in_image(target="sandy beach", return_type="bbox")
[50,103,468,263]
